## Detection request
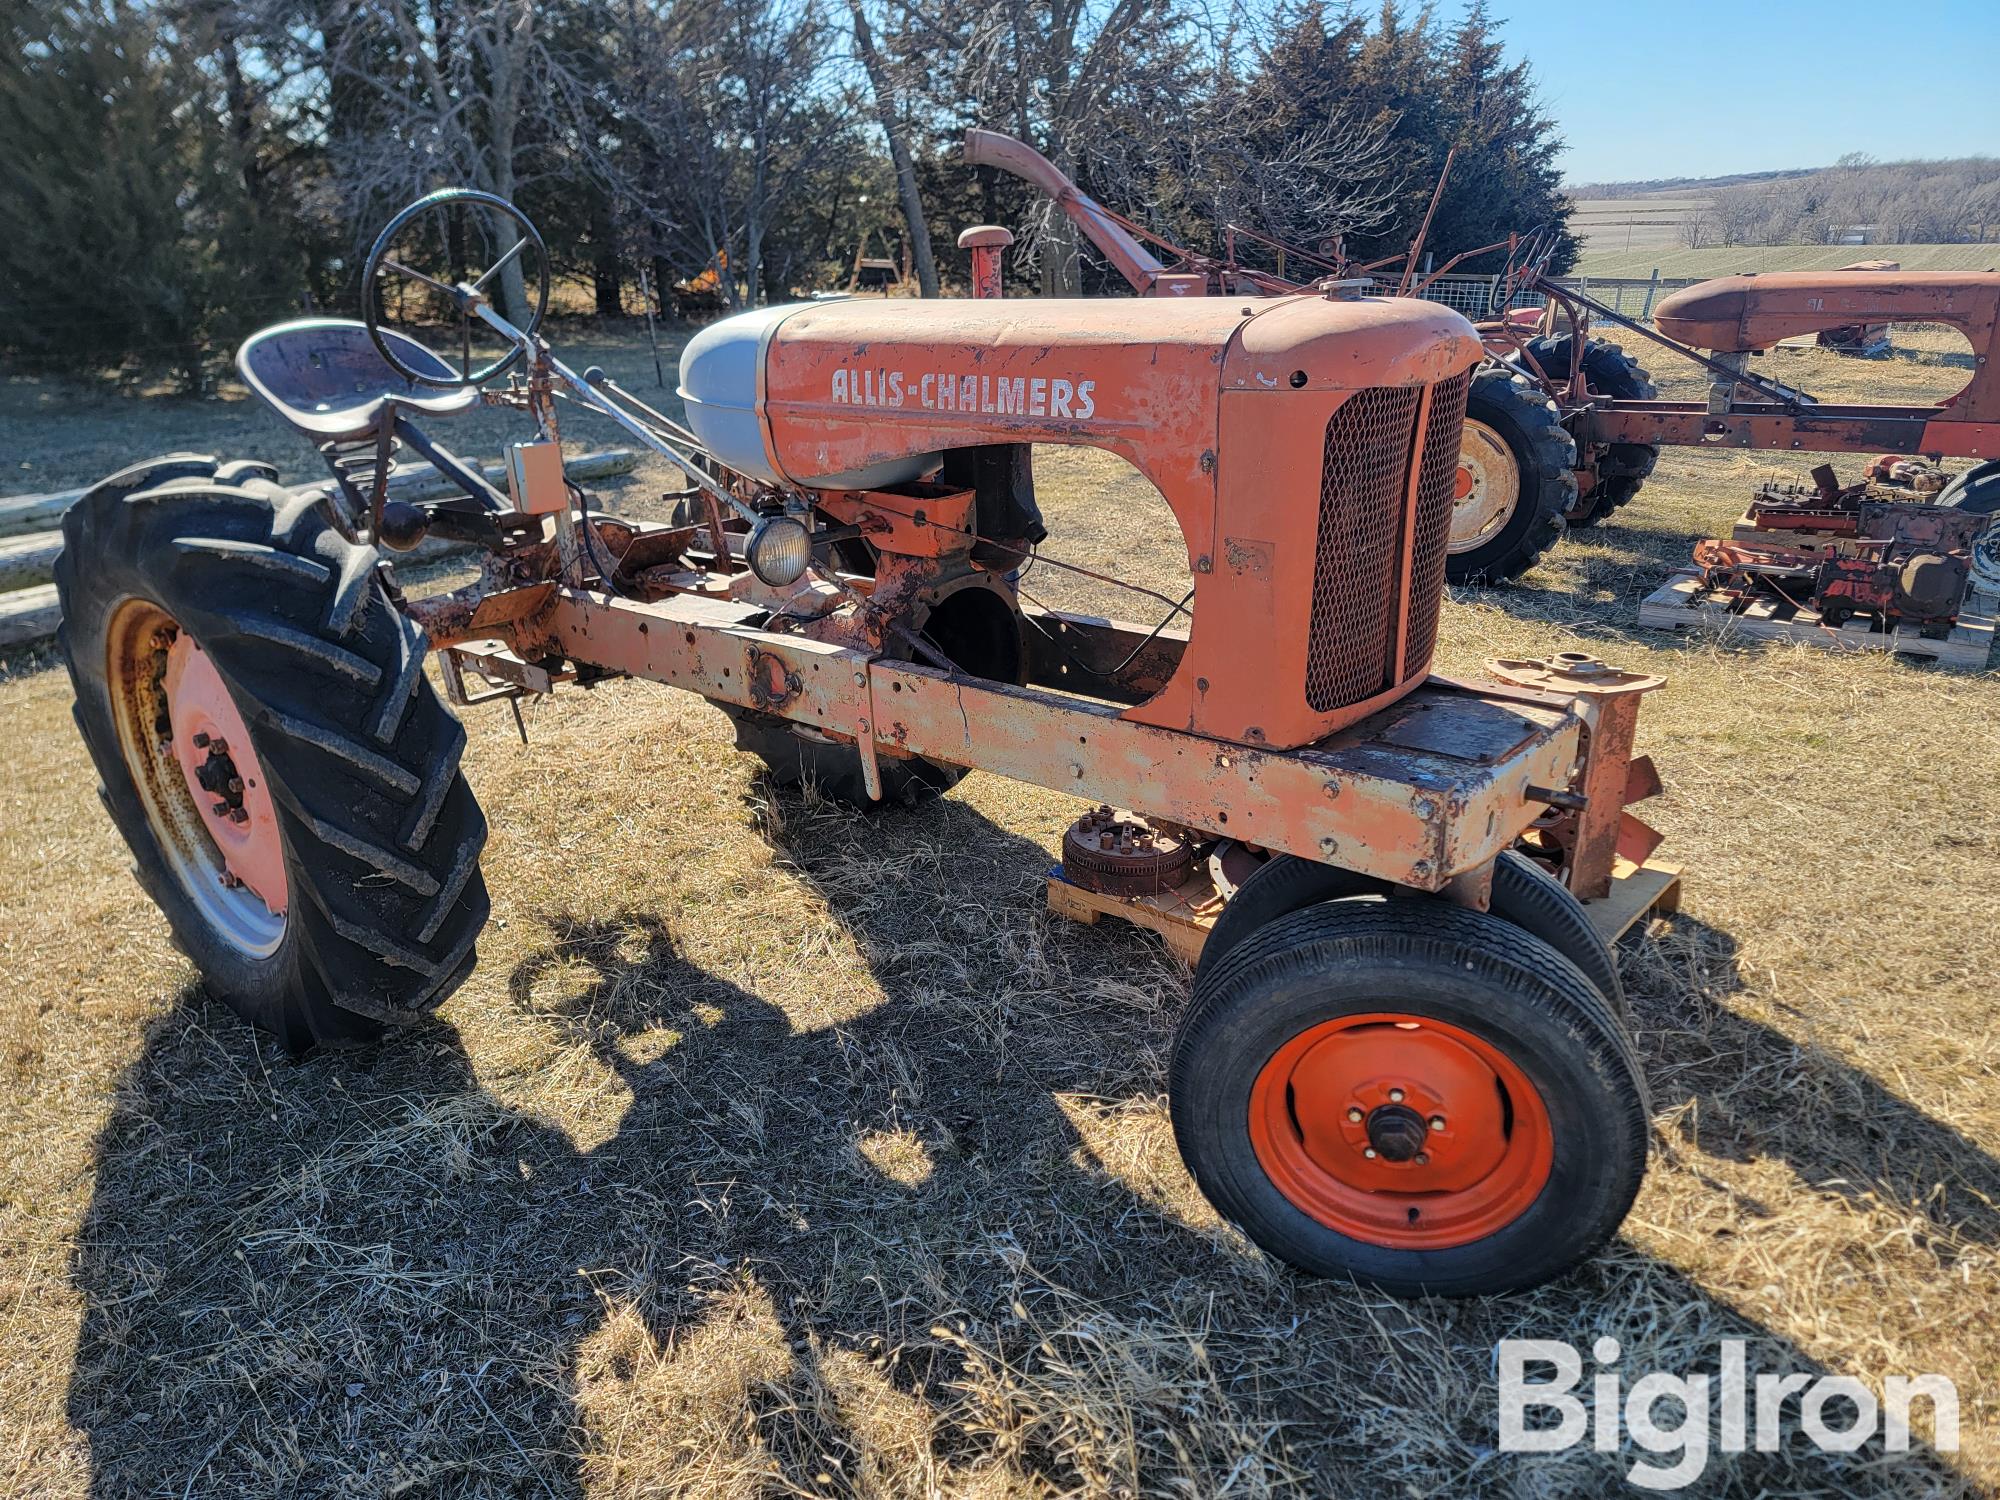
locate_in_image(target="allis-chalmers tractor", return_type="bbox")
[57,189,1660,1297]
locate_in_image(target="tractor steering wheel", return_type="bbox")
[362,188,551,388]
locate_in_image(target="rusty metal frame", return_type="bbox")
[450,583,1584,892]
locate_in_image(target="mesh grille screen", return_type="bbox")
[1304,386,1422,713]
[1401,369,1472,677]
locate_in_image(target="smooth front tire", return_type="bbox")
[1170,903,1648,1296]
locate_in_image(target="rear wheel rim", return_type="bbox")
[106,600,288,958]
[1448,420,1520,554]
[1249,1012,1553,1248]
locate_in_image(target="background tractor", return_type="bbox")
[56,186,1665,1298]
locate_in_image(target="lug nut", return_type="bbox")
[1416,1152,1430,1165]
[228,807,249,825]
[1429,1115,1446,1131]
[1346,1107,1363,1123]
[211,800,229,816]
[1363,1148,1377,1159]
[227,777,244,794]
[192,732,210,748]
[1389,1088,1405,1103]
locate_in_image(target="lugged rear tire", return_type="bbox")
[1445,367,1577,585]
[56,455,489,1052]
[1527,335,1659,528]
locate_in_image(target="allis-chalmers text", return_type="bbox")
[830,368,1097,420]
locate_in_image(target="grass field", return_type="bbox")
[0,325,1995,1497]
[1571,242,2000,279]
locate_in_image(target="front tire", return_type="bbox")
[1171,903,1648,1296]
[1444,367,1577,585]
[56,456,489,1051]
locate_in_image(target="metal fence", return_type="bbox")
[1388,272,1706,324]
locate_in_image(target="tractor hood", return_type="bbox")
[1654,270,2000,352]
[678,293,1481,490]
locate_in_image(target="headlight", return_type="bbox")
[746,514,813,587]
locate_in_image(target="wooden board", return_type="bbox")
[0,451,640,651]
[1044,868,1219,966]
[0,448,638,539]
[1045,857,1685,964]
[1639,569,1996,670]
[1583,858,1682,944]
[0,585,62,649]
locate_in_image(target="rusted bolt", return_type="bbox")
[228,808,248,825]
[1195,555,1213,573]
[227,778,244,794]
[211,801,229,816]
[192,732,210,748]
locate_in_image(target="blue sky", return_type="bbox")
[1481,0,2000,184]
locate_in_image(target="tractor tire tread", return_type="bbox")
[54,454,488,1049]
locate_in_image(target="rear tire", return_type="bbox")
[1171,903,1647,1296]
[1939,459,2000,515]
[1444,367,1576,585]
[56,456,489,1051]
[1527,336,1659,528]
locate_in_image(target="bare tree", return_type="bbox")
[848,0,939,296]
[586,0,861,309]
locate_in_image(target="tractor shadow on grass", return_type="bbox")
[1624,910,2000,1256]
[61,792,1982,1496]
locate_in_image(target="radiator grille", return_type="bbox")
[1401,369,1471,677]
[1304,385,1422,713]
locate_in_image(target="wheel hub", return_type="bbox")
[1249,1014,1554,1248]
[1447,419,1521,554]
[106,599,289,959]
[162,633,288,917]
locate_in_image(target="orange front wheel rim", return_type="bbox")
[1248,1013,1553,1249]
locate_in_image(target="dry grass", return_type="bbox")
[0,331,1995,1497]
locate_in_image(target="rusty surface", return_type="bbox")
[1583,403,1999,459]
[750,293,1481,749]
[957,224,1013,300]
[1060,807,1196,896]
[506,587,1580,886]
[1485,654,1665,902]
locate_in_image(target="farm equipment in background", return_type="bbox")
[1641,458,1999,661]
[966,130,2000,588]
[54,183,1674,1299]
[670,251,729,318]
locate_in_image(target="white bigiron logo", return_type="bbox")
[829,367,1096,419]
[1496,1338,1959,1490]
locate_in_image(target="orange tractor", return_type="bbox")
[970,130,2000,582]
[56,188,1663,1297]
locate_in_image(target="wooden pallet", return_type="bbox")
[1639,569,1996,670]
[1045,856,1684,965]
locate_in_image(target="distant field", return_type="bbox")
[1569,197,1712,254]
[1572,242,2000,278]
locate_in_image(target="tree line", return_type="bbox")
[0,0,1577,391]
[1673,156,2000,251]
